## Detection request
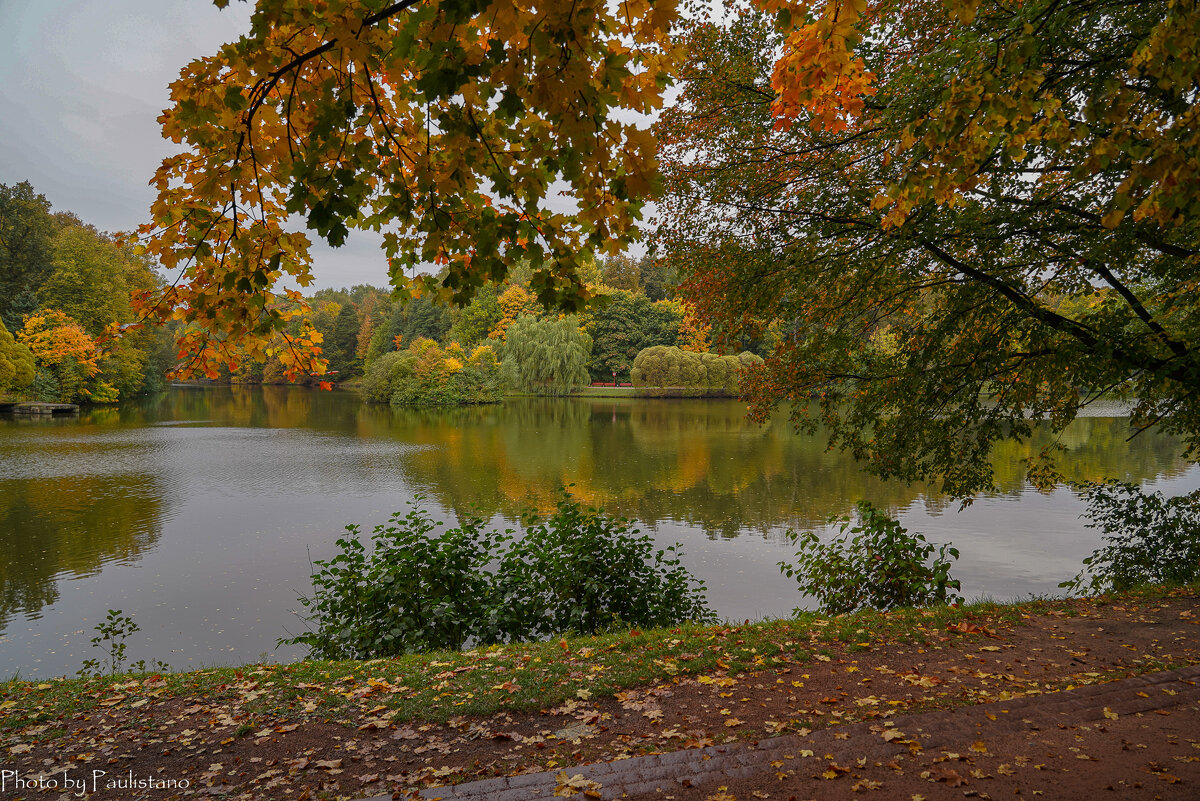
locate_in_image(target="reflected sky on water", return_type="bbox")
[1,385,1196,678]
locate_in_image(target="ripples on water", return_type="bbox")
[0,385,1196,678]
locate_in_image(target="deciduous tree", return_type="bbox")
[39,226,156,336]
[658,1,1200,496]
[584,290,681,382]
[501,315,592,395]
[135,0,677,380]
[0,320,35,395]
[18,310,103,402]
[489,284,542,341]
[0,181,56,332]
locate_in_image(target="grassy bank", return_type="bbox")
[4,585,1195,741]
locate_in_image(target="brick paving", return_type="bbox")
[358,664,1200,800]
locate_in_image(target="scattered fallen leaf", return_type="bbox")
[852,778,884,791]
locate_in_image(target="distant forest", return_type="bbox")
[1,179,771,404]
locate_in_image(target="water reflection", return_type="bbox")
[0,386,1194,678]
[382,399,1193,538]
[0,467,164,628]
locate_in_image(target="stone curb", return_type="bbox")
[357,664,1200,801]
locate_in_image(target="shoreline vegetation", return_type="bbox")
[2,584,1196,740]
[1,178,767,410]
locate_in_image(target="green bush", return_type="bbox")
[630,345,762,397]
[779,501,961,615]
[495,496,718,639]
[360,340,500,407]
[1060,481,1200,593]
[360,350,415,403]
[0,319,35,395]
[282,506,504,659]
[282,494,715,658]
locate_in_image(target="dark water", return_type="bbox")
[1,385,1196,678]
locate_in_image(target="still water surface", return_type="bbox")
[1,385,1197,678]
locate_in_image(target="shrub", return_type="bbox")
[779,501,961,615]
[360,339,499,407]
[1060,481,1200,593]
[0,319,35,395]
[360,350,415,403]
[495,496,718,639]
[282,494,715,658]
[630,345,763,397]
[283,506,504,659]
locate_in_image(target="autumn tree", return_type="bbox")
[0,320,35,396]
[134,0,676,380]
[40,226,161,335]
[657,1,1200,497]
[354,289,390,363]
[18,310,107,403]
[673,299,712,353]
[489,284,543,341]
[601,253,677,301]
[600,254,643,293]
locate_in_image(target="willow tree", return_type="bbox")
[135,0,677,379]
[501,315,592,395]
[657,0,1200,496]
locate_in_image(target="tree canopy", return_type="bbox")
[657,0,1200,496]
[501,315,592,395]
[0,182,57,333]
[0,320,35,395]
[135,0,677,380]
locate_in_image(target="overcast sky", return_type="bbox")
[0,0,391,290]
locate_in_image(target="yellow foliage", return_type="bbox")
[134,0,676,380]
[490,285,542,341]
[18,310,101,376]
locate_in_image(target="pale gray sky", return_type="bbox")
[0,0,390,290]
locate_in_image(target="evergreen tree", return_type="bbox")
[327,302,361,376]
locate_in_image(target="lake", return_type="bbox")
[1,385,1197,678]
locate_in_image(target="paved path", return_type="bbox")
[358,664,1200,801]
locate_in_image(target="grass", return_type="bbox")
[2,584,1194,743]
[576,386,639,397]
